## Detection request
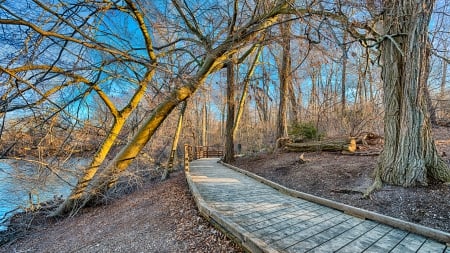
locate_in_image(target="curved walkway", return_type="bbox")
[185,158,450,253]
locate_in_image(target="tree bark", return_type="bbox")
[288,81,299,124]
[373,0,450,189]
[224,57,236,163]
[276,18,291,145]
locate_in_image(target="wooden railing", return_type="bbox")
[194,146,224,159]
[184,144,223,171]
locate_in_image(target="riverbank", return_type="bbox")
[0,170,243,252]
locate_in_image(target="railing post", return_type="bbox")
[184,144,189,171]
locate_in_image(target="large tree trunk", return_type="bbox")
[224,57,236,163]
[53,71,152,216]
[373,0,450,188]
[276,18,291,145]
[53,117,126,215]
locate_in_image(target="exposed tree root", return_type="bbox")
[363,174,382,199]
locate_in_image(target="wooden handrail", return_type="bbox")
[184,145,224,167]
[194,146,224,159]
[184,144,190,171]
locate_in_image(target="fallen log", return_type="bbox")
[285,139,352,152]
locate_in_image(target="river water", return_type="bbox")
[0,159,85,231]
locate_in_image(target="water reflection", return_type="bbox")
[0,159,86,231]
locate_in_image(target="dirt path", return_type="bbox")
[0,171,243,253]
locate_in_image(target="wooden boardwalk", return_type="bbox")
[185,158,450,253]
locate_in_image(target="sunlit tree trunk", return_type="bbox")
[53,71,152,216]
[233,46,262,138]
[371,0,450,191]
[162,100,187,180]
[56,118,125,214]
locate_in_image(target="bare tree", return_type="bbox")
[367,0,450,193]
[276,16,292,145]
[223,56,236,163]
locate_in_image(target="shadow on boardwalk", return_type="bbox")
[186,158,450,253]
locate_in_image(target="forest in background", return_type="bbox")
[0,0,449,219]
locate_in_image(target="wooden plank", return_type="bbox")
[228,204,286,224]
[417,239,447,253]
[236,205,295,227]
[272,214,358,250]
[281,216,363,252]
[389,233,427,253]
[246,202,318,232]
[252,207,339,238]
[290,219,378,252]
[331,224,392,253]
[363,229,409,252]
[210,199,275,215]
[242,204,314,229]
[258,209,349,247]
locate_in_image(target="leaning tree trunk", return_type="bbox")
[373,0,450,189]
[53,118,126,215]
[162,100,187,180]
[233,46,262,138]
[81,52,230,206]
[53,71,152,216]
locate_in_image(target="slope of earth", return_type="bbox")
[0,171,243,253]
[232,126,450,233]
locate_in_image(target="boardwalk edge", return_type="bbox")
[219,161,450,244]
